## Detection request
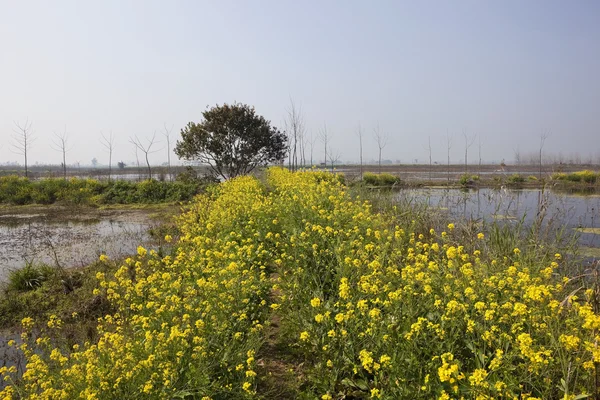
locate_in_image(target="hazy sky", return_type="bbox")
[1,0,599,166]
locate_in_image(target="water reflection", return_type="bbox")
[0,214,154,282]
[396,188,600,248]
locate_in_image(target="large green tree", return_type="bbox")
[175,103,287,180]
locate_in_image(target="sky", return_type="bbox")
[0,0,599,166]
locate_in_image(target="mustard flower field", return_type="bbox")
[1,168,598,399]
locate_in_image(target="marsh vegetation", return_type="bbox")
[0,168,599,399]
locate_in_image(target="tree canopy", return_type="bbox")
[175,103,287,180]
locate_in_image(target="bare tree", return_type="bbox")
[100,131,115,180]
[539,132,549,179]
[129,134,160,180]
[356,123,364,179]
[308,131,316,167]
[299,125,306,167]
[446,132,453,183]
[513,146,521,166]
[285,131,293,170]
[373,124,388,174]
[463,132,476,174]
[478,135,484,175]
[319,124,330,168]
[327,147,341,173]
[424,136,432,181]
[134,146,141,181]
[51,128,70,179]
[285,99,305,171]
[162,124,174,180]
[11,118,36,178]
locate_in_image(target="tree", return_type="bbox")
[478,135,484,175]
[463,132,476,173]
[356,123,364,180]
[319,124,330,167]
[284,99,305,171]
[513,146,521,165]
[175,103,287,180]
[118,161,126,169]
[162,124,174,181]
[308,131,316,167]
[539,132,550,179]
[424,136,432,181]
[51,128,69,179]
[327,148,341,173]
[374,124,388,174]
[11,118,36,178]
[130,134,159,180]
[100,131,115,180]
[446,132,453,183]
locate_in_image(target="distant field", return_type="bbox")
[0,163,598,184]
[313,163,600,183]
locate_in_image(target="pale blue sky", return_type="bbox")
[1,0,599,166]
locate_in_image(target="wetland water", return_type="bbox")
[397,188,600,252]
[0,207,160,282]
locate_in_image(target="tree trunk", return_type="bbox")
[146,153,151,180]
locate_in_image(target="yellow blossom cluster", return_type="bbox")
[264,168,595,399]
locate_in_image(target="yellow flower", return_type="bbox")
[99,254,109,262]
[559,334,580,350]
[310,297,321,308]
[469,368,488,387]
[447,223,455,230]
[446,246,457,259]
[137,246,147,257]
[300,331,310,341]
[477,232,484,239]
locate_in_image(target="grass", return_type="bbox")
[0,261,115,330]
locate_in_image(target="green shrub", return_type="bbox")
[573,170,598,184]
[554,170,599,184]
[363,172,379,186]
[0,176,204,205]
[507,174,525,184]
[459,174,479,186]
[363,172,400,186]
